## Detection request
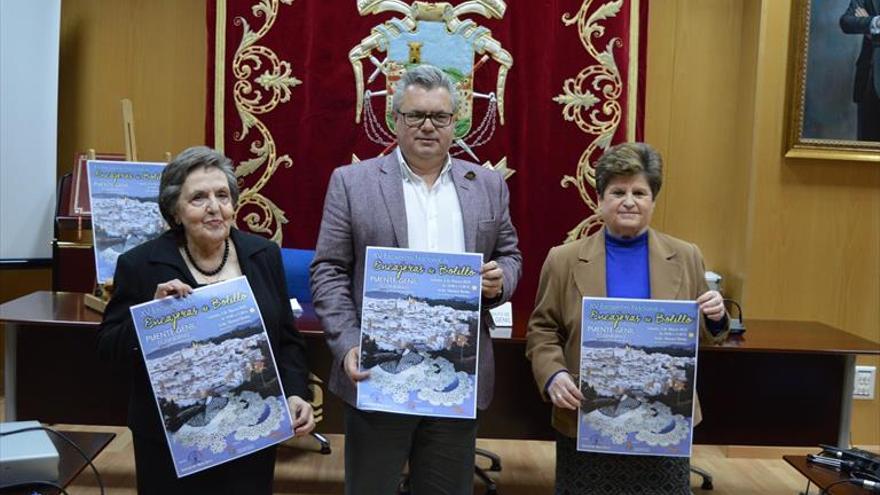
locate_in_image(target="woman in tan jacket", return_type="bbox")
[525,142,729,494]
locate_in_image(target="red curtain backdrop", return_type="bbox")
[207,0,647,336]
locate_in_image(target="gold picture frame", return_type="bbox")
[786,0,880,162]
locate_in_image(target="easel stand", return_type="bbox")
[81,148,111,313]
[79,98,173,314]
[84,284,110,313]
[82,99,137,314]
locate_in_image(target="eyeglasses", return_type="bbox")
[396,110,454,128]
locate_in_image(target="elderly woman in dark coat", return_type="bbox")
[526,142,729,494]
[97,146,314,494]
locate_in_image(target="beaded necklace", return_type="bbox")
[184,237,230,277]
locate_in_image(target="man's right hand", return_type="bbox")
[344,346,371,383]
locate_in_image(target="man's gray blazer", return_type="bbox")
[310,152,522,410]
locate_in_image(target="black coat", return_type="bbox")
[97,228,310,441]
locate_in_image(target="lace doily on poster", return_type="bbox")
[174,390,287,453]
[369,354,473,407]
[585,399,690,447]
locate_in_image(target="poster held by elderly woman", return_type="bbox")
[86,160,166,283]
[578,297,699,458]
[129,276,294,477]
[357,247,483,419]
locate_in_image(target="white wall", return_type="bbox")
[0,0,61,262]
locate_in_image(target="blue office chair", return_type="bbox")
[279,248,331,455]
[280,248,316,305]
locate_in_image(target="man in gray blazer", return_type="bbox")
[310,65,521,494]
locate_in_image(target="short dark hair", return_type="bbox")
[391,64,459,114]
[158,146,238,233]
[594,142,663,198]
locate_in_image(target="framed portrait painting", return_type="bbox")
[787,0,880,161]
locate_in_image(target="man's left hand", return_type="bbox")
[697,290,726,322]
[481,261,504,299]
[287,396,316,436]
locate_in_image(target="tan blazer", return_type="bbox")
[525,228,728,438]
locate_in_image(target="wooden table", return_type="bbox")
[784,455,872,494]
[298,308,880,446]
[1,430,115,495]
[694,320,879,448]
[2,291,878,446]
[1,291,127,425]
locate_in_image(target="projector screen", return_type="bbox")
[0,0,61,263]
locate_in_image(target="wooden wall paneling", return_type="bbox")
[57,0,207,176]
[644,0,679,172]
[647,0,879,444]
[645,0,754,302]
[743,0,880,443]
[726,0,761,301]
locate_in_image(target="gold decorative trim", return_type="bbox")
[554,0,625,242]
[784,147,880,162]
[215,0,299,244]
[626,0,638,141]
[214,0,227,152]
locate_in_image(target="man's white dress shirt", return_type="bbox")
[396,147,465,253]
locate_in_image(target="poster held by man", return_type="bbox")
[356,247,483,419]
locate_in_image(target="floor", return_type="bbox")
[35,423,827,494]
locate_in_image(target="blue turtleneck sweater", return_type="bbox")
[605,229,726,334]
[605,230,650,298]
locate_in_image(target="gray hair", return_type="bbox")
[158,146,238,233]
[594,142,664,198]
[391,65,459,114]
